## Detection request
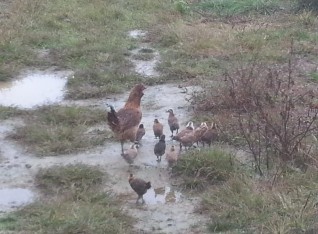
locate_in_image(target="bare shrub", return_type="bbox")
[191,43,318,174]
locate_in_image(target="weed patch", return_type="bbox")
[8,105,110,155]
[203,169,318,233]
[172,149,235,190]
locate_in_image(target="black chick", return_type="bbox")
[154,134,166,162]
[135,124,145,146]
[128,174,151,204]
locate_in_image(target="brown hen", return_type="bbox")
[107,84,146,154]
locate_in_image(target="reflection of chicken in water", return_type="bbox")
[129,174,151,204]
[154,187,177,203]
[107,84,146,154]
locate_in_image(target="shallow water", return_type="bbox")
[0,188,34,212]
[0,69,72,108]
[144,186,182,204]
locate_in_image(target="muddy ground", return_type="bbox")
[0,85,209,234]
[0,28,211,233]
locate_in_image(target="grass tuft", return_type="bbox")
[35,164,104,196]
[202,169,318,233]
[172,149,235,190]
[8,105,110,155]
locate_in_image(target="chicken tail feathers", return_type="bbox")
[107,104,120,132]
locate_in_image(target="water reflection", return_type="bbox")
[0,188,34,211]
[144,186,182,205]
[0,70,72,108]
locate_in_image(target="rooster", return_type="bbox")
[107,84,146,154]
[129,174,151,204]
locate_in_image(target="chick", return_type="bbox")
[135,124,145,146]
[128,174,151,204]
[167,109,179,137]
[121,144,138,165]
[154,134,166,162]
[200,122,218,147]
[193,122,209,146]
[165,145,179,167]
[172,121,194,150]
[153,119,164,139]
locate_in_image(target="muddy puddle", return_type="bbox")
[0,188,35,213]
[128,30,160,77]
[0,68,72,108]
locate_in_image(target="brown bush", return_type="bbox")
[191,47,318,174]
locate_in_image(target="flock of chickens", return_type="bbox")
[107,84,218,204]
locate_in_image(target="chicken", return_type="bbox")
[193,122,209,146]
[165,145,179,167]
[200,122,218,147]
[135,124,145,146]
[128,174,151,204]
[121,144,138,165]
[154,134,166,162]
[179,122,208,150]
[107,84,146,154]
[153,119,163,139]
[167,109,179,137]
[172,121,194,150]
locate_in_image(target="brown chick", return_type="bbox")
[179,132,197,150]
[167,109,180,137]
[200,122,218,147]
[121,144,138,165]
[128,174,151,204]
[165,145,179,167]
[180,122,208,150]
[107,84,146,154]
[135,124,145,146]
[172,121,194,149]
[153,119,163,139]
[193,122,209,146]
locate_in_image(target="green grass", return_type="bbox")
[0,165,133,234]
[8,105,111,155]
[192,0,283,17]
[0,106,25,120]
[0,0,179,98]
[203,169,318,233]
[172,149,236,190]
[35,164,104,196]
